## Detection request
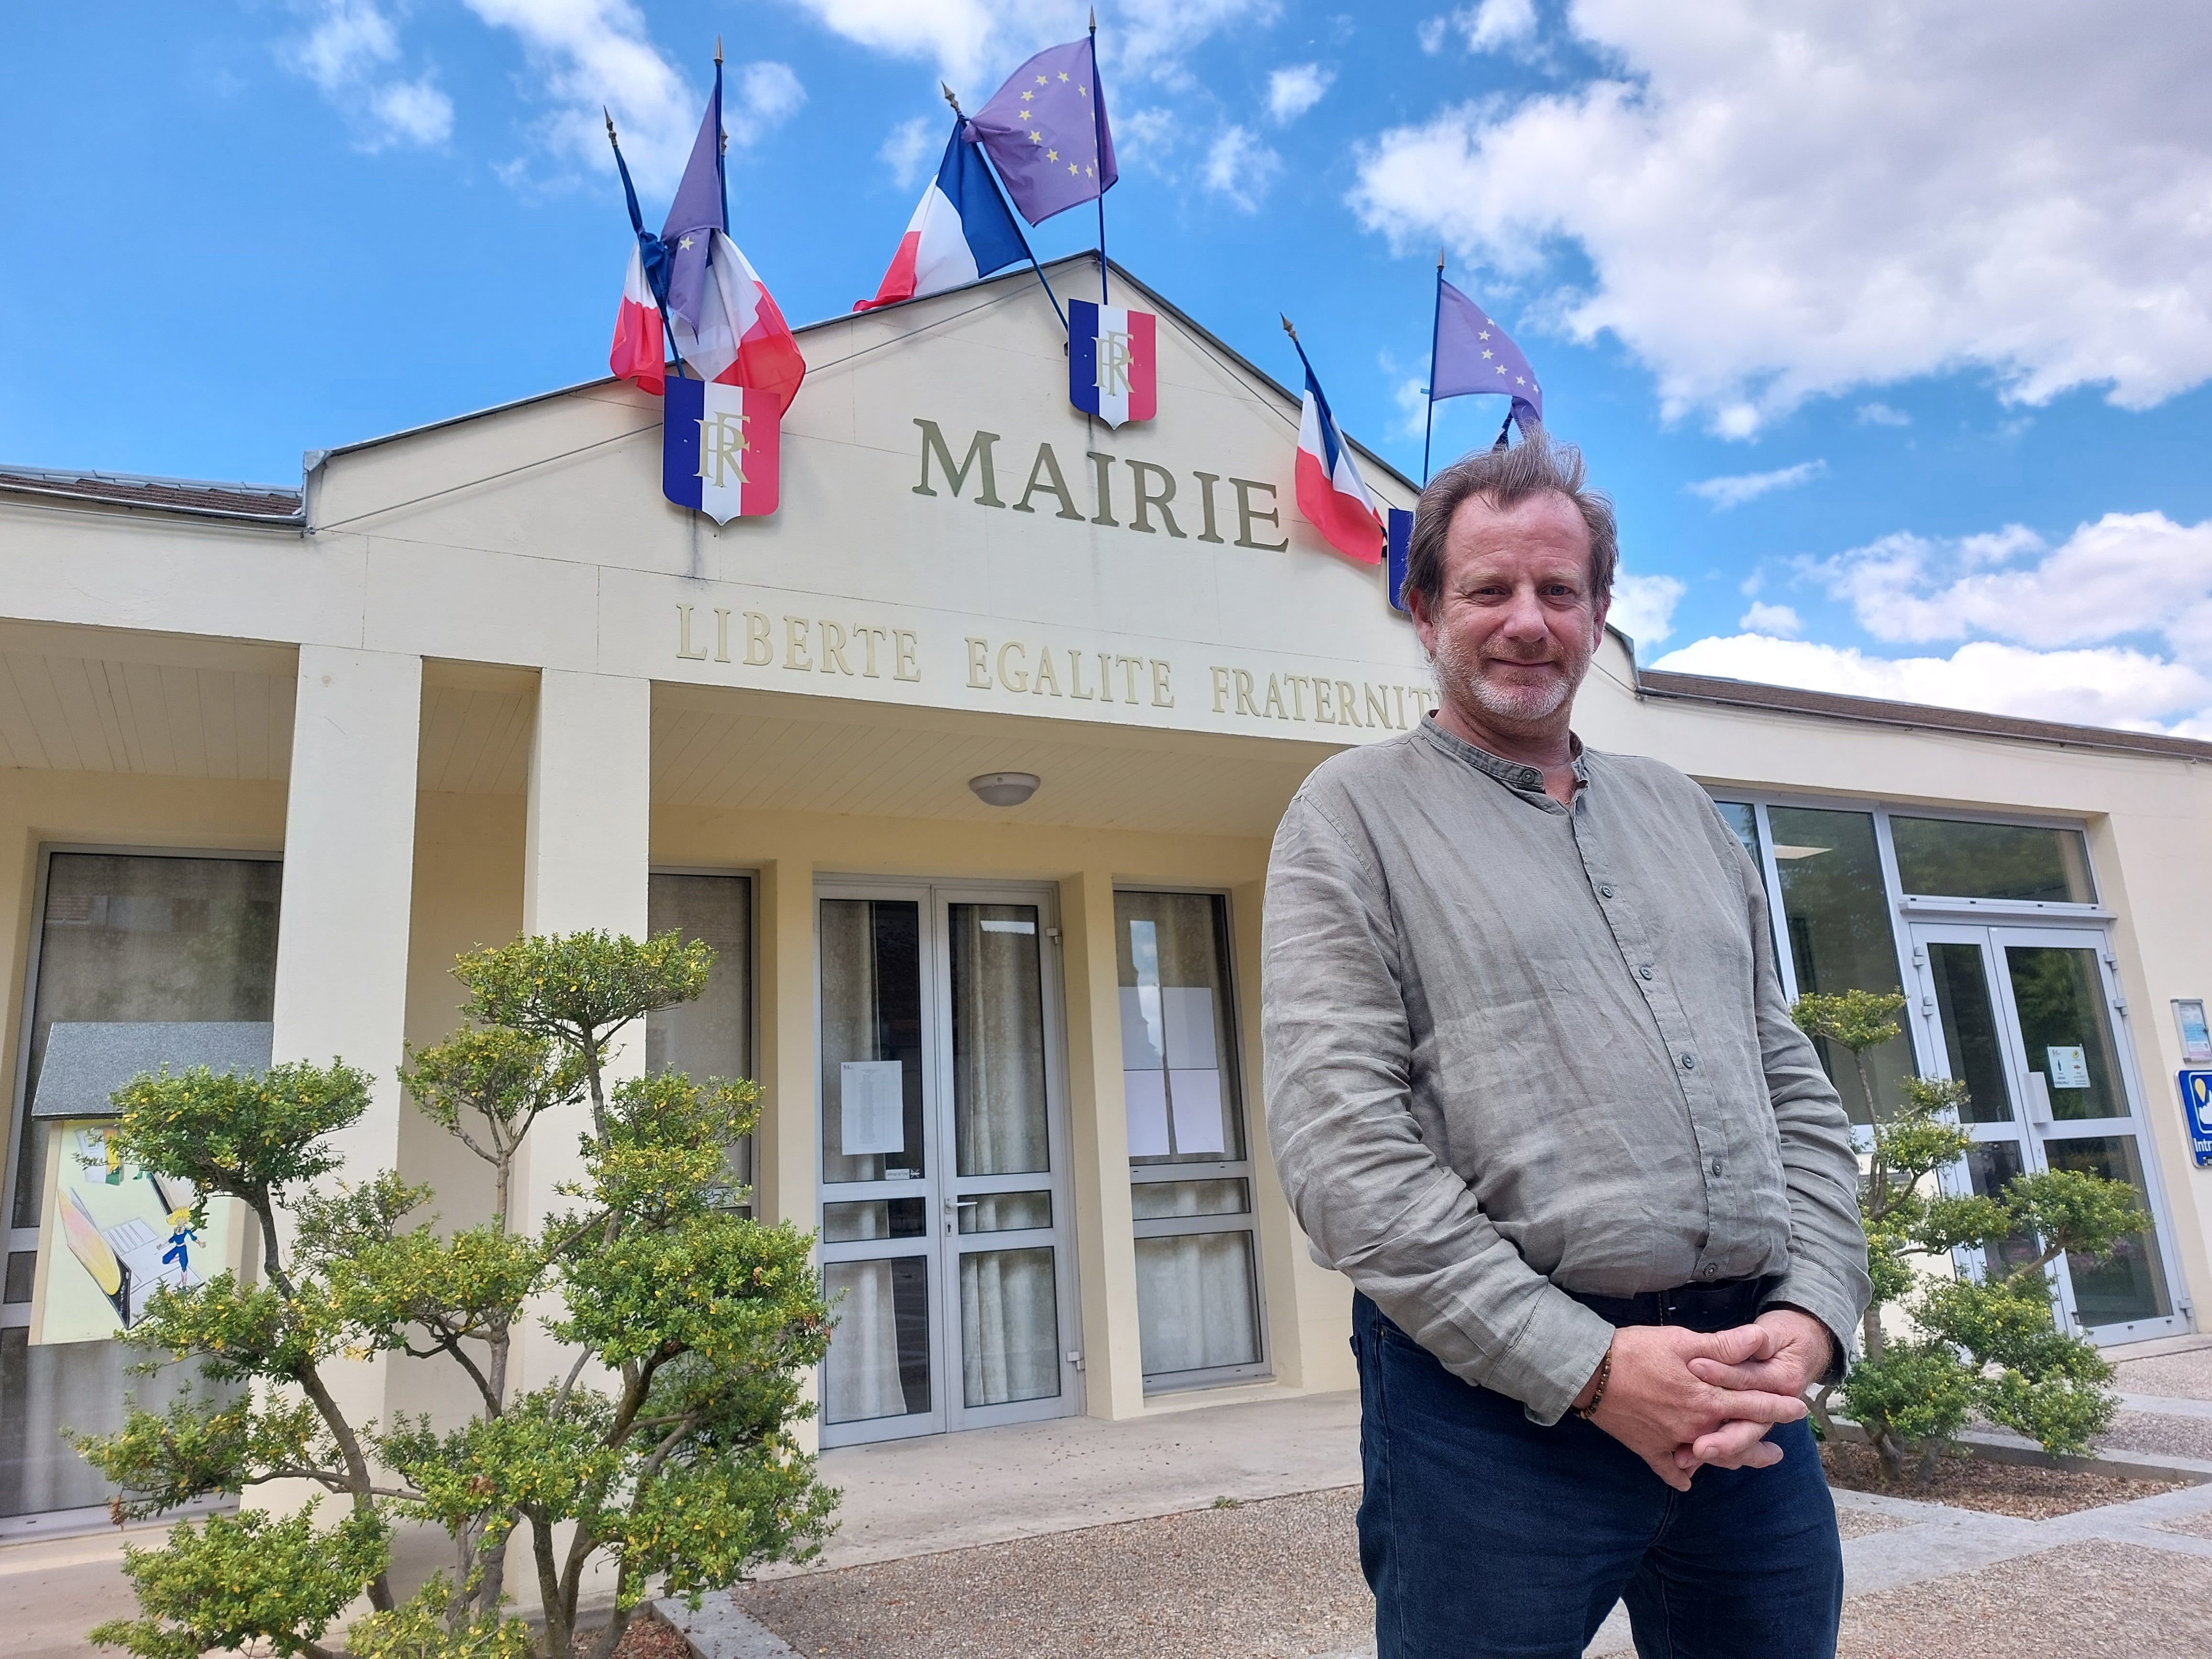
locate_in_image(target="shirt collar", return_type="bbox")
[1416,715,1588,801]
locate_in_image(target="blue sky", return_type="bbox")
[6,1,2210,734]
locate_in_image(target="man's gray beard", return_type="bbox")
[1432,632,1583,728]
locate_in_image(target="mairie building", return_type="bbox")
[3,257,2210,1534]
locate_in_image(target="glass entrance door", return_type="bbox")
[1910,923,2187,1342]
[814,883,1080,1447]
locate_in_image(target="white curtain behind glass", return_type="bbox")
[1133,1234,1260,1375]
[950,906,1049,1176]
[959,1247,1059,1406]
[823,1259,911,1424]
[819,900,887,1184]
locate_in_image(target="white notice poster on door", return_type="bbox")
[2046,1046,2091,1090]
[840,1061,907,1155]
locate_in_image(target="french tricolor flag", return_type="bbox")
[857,119,1029,311]
[1291,347,1383,565]
[610,244,666,395]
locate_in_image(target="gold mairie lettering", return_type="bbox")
[675,604,708,660]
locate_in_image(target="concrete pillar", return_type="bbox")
[508,671,650,1386]
[752,846,819,1451]
[1060,870,1145,1418]
[268,645,423,1477]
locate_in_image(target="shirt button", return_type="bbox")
[1638,965,1654,981]
[1700,1263,1720,1280]
[1679,1052,1697,1071]
[1710,1158,1724,1176]
[1599,884,1616,899]
[1518,768,1542,789]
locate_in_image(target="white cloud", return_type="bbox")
[1654,634,2212,734]
[880,115,939,187]
[1454,0,1538,52]
[1608,570,1687,649]
[1203,125,1282,210]
[1738,601,1803,636]
[1267,63,1333,123]
[1812,513,2212,656]
[1686,460,1825,510]
[1857,401,1911,427]
[1350,0,2212,432]
[1116,105,1179,169]
[776,0,1277,88]
[283,0,453,150]
[463,0,695,188]
[727,61,807,148]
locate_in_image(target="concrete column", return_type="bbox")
[752,851,817,1231]
[752,847,819,1452]
[268,645,423,1478]
[1060,870,1145,1418]
[509,671,651,1385]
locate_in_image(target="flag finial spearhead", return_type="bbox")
[1437,247,1446,270]
[1280,314,1298,341]
[941,82,963,116]
[604,106,618,145]
[715,34,723,65]
[1089,8,1097,31]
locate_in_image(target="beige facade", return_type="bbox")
[3,258,2210,1526]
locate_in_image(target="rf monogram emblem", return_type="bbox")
[694,410,750,488]
[1095,328,1134,398]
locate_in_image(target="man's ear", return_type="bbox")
[1408,587,1439,658]
[1590,588,1613,651]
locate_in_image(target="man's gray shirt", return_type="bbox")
[1262,718,1870,1426]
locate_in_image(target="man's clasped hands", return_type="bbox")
[1570,1309,1834,1493]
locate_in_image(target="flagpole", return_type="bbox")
[945,84,1068,334]
[1422,248,1444,484]
[606,108,687,379]
[1089,9,1109,305]
[713,38,728,234]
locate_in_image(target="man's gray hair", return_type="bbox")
[1403,432,1619,613]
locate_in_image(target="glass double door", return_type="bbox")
[1911,923,2187,1341]
[815,882,1080,1446]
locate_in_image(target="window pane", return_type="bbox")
[949,905,1050,1176]
[958,1191,1052,1233]
[822,1256,931,1424]
[16,854,281,1228]
[1928,943,2014,1124]
[1891,818,2095,904]
[2004,946,2126,1122]
[2043,1137,2172,1326]
[1712,801,1760,865]
[1134,1232,1261,1377]
[1115,892,1244,1164]
[818,900,926,1184]
[1130,1179,1250,1220]
[1766,807,1909,1123]
[7,852,276,1520]
[959,1246,1061,1406]
[821,1198,928,1241]
[1963,1141,2039,1284]
[647,874,752,1190]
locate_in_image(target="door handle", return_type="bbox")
[2025,1071,2054,1127]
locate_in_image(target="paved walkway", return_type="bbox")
[667,1338,2212,1659]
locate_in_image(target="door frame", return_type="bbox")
[1906,918,2191,1344]
[812,876,1084,1448]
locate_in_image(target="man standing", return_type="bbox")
[1262,436,1869,1659]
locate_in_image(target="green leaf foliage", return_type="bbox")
[1789,992,2137,1473]
[76,930,834,1659]
[90,1502,388,1659]
[347,1580,538,1659]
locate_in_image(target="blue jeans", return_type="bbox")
[1352,1294,1843,1659]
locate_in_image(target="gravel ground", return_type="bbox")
[2096,1407,2212,1461]
[735,1488,1372,1659]
[1835,1540,2212,1658]
[1819,1444,2179,1517]
[2111,1346,2212,1401]
[2155,1507,2212,1540]
[1832,1505,1909,1540]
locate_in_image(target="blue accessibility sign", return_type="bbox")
[2182,1071,2212,1169]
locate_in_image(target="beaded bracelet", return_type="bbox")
[1574,1348,1614,1420]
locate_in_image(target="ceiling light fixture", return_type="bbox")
[969,771,1040,807]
